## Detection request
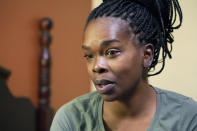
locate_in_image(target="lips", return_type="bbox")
[94,79,116,94]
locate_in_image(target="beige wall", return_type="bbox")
[0,0,91,111]
[91,0,197,100]
[149,0,197,100]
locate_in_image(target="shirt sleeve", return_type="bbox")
[50,105,75,131]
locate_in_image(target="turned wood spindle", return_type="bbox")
[37,18,54,131]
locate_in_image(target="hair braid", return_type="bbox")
[134,8,149,34]
[85,0,183,76]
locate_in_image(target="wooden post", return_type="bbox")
[37,18,54,131]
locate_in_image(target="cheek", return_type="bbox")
[87,64,91,75]
[86,62,94,79]
[110,54,143,83]
[114,63,140,80]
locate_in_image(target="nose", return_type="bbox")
[92,56,108,74]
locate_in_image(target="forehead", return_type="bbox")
[83,17,132,46]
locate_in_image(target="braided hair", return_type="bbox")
[85,0,182,76]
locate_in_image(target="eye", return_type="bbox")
[105,49,121,58]
[84,54,94,60]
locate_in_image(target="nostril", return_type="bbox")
[98,68,106,73]
[92,68,107,74]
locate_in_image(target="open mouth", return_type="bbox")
[94,79,116,94]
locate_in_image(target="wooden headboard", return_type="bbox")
[0,18,54,131]
[37,18,54,131]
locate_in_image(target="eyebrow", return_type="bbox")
[81,45,90,50]
[81,39,120,50]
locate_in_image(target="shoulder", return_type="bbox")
[50,91,102,131]
[55,91,101,118]
[178,96,197,130]
[61,91,101,112]
[155,87,197,110]
[154,87,197,130]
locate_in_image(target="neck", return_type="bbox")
[103,81,156,119]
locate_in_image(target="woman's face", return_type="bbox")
[82,17,149,101]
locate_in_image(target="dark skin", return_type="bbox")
[82,17,157,131]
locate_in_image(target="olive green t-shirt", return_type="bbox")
[50,87,197,131]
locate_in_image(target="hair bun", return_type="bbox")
[102,0,182,30]
[136,0,168,24]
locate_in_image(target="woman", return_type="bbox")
[51,0,197,130]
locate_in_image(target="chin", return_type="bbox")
[99,93,120,102]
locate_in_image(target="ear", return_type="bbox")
[143,44,154,68]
